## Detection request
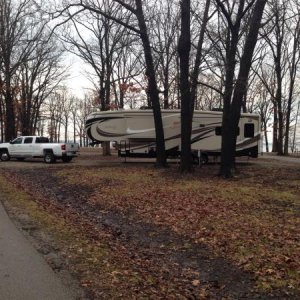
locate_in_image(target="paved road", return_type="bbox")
[0,202,74,300]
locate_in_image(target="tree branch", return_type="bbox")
[197,80,224,96]
[52,2,141,35]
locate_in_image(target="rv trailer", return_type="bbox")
[85,109,261,163]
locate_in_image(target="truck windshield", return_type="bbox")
[11,137,23,144]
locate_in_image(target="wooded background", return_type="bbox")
[0,0,300,175]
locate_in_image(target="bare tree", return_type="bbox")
[178,0,193,172]
[251,77,273,152]
[54,0,167,167]
[261,0,288,154]
[291,101,300,152]
[253,0,300,155]
[212,0,268,177]
[56,87,72,142]
[283,0,300,154]
[45,90,66,142]
[71,92,94,146]
[17,35,67,135]
[179,0,212,173]
[112,38,143,109]
[150,0,179,109]
[0,0,47,140]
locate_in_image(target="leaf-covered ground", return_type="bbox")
[0,153,299,299]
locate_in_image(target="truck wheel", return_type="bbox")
[0,151,10,161]
[62,157,72,163]
[44,152,56,164]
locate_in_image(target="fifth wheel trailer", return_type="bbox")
[85,109,261,163]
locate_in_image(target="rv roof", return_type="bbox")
[88,109,259,118]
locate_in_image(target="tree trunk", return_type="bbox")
[65,119,68,142]
[272,103,278,152]
[220,0,267,178]
[219,25,240,177]
[277,103,284,155]
[73,117,76,143]
[284,85,294,155]
[135,0,167,167]
[291,101,299,153]
[4,90,15,141]
[120,89,124,109]
[284,29,299,154]
[190,0,211,108]
[263,118,269,152]
[0,98,3,141]
[275,62,284,155]
[163,72,169,109]
[178,0,193,172]
[57,122,61,143]
[102,141,111,155]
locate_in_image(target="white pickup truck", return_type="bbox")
[0,136,79,163]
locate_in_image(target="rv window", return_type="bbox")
[244,123,254,138]
[215,127,222,136]
[24,137,33,144]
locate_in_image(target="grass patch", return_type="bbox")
[0,174,167,299]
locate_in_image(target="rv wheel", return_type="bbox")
[200,153,209,164]
[191,154,198,164]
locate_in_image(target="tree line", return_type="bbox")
[0,0,95,147]
[1,0,300,177]
[0,0,67,140]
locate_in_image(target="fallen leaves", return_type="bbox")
[192,279,200,287]
[1,159,300,297]
[58,164,300,294]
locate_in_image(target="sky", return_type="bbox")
[65,56,94,98]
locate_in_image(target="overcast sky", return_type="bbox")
[64,55,94,98]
